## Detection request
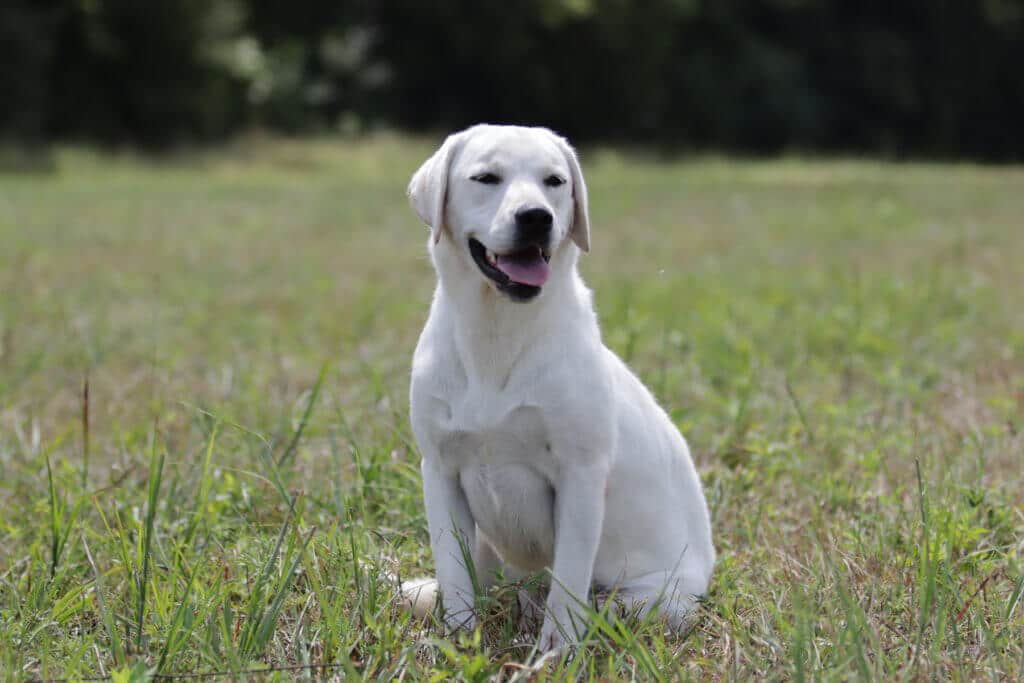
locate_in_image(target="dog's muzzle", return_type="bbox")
[468,237,552,302]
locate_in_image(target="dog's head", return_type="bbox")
[408,124,590,302]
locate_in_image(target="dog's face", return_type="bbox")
[409,125,590,302]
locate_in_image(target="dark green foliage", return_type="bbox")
[2,0,1023,157]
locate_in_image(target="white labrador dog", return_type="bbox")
[402,124,714,650]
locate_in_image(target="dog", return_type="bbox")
[401,124,714,650]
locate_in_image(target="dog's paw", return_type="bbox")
[538,616,578,655]
[538,626,564,654]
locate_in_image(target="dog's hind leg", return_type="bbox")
[597,570,704,632]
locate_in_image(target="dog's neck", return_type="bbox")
[430,237,595,387]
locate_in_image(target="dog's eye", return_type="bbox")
[471,172,501,185]
[544,175,566,187]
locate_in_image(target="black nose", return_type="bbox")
[514,207,553,243]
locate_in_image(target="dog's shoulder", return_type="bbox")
[411,323,443,377]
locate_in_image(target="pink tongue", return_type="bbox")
[496,252,550,286]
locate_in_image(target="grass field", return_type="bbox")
[1,135,1022,681]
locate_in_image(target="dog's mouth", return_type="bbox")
[468,238,551,301]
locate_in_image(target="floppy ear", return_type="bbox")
[408,132,465,245]
[555,136,591,253]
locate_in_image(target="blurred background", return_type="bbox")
[3,0,1023,159]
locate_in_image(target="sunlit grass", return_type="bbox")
[1,135,1022,680]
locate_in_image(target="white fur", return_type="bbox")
[402,124,714,650]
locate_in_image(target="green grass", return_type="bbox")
[1,135,1022,681]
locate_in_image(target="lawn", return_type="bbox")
[1,136,1022,681]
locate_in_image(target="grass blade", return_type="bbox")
[182,420,219,552]
[238,519,291,658]
[45,455,78,580]
[1007,574,1024,622]
[82,534,126,667]
[277,360,329,468]
[136,427,165,651]
[252,528,315,650]
[156,545,207,673]
[46,455,62,579]
[81,375,90,488]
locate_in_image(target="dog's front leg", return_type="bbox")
[539,465,607,651]
[422,458,478,633]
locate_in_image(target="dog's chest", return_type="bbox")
[435,392,552,472]
[432,390,558,569]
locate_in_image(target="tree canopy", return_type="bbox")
[3,0,1022,159]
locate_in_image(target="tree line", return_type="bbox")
[3,0,1022,159]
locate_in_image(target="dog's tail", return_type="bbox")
[399,577,438,618]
